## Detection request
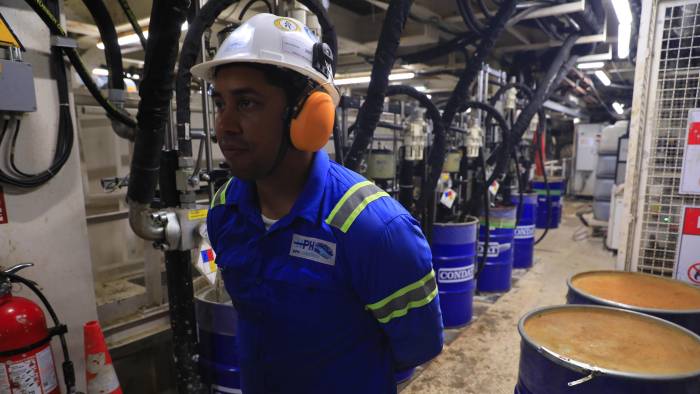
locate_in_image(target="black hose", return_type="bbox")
[332,119,344,166]
[128,0,189,205]
[23,0,137,130]
[485,33,579,183]
[457,0,486,35]
[383,85,446,229]
[441,0,516,128]
[398,32,478,64]
[344,0,414,171]
[534,124,551,245]
[82,0,125,90]
[176,0,239,157]
[238,0,272,20]
[476,148,490,279]
[117,0,148,49]
[297,0,338,72]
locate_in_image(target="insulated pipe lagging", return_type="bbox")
[440,0,516,128]
[127,0,189,206]
[344,0,415,171]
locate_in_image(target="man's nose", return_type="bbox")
[216,107,242,135]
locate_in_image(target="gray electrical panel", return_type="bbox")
[0,59,37,112]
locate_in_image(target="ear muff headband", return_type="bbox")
[289,91,335,152]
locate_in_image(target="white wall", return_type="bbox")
[0,2,97,392]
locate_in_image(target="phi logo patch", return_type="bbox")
[290,234,336,266]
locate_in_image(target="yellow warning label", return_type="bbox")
[188,209,208,221]
[0,12,22,49]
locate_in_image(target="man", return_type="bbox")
[192,13,443,393]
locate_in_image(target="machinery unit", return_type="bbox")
[620,1,700,285]
[571,123,603,197]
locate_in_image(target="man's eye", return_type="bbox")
[214,100,224,110]
[238,99,256,110]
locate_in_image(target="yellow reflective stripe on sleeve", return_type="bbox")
[339,190,390,232]
[325,180,373,225]
[366,270,438,324]
[325,181,390,233]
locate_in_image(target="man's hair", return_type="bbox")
[213,63,314,107]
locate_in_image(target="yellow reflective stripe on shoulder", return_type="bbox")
[210,177,234,209]
[366,270,438,324]
[325,181,390,232]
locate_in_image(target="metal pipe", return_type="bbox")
[199,0,216,200]
[128,202,165,241]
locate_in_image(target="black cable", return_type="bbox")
[238,0,272,20]
[534,124,550,245]
[23,0,137,130]
[343,0,415,171]
[0,45,74,188]
[82,0,126,90]
[476,147,490,280]
[1,271,76,392]
[9,119,33,178]
[457,0,486,35]
[117,0,148,49]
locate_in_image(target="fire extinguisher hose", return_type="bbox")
[1,271,77,393]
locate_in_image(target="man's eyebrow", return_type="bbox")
[210,87,263,97]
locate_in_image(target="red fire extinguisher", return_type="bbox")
[0,263,76,393]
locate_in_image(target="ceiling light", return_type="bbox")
[335,71,415,86]
[577,62,605,70]
[414,85,427,92]
[387,72,415,81]
[618,22,632,59]
[92,67,109,76]
[612,101,625,115]
[97,22,188,49]
[595,70,611,86]
[426,94,432,99]
[132,74,140,80]
[611,0,633,25]
[573,117,580,124]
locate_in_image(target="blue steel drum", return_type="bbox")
[515,305,700,394]
[195,288,242,393]
[510,193,537,269]
[532,176,564,229]
[395,368,415,384]
[431,217,479,328]
[567,271,700,336]
[477,206,516,293]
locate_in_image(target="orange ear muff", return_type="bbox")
[289,91,336,152]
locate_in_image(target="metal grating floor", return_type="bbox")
[638,2,700,276]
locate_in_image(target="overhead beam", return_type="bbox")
[497,31,607,53]
[444,0,587,24]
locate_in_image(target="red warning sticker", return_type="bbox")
[0,186,7,224]
[675,206,700,287]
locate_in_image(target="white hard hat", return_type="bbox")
[191,13,339,105]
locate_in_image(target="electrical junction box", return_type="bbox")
[571,123,603,196]
[0,59,37,112]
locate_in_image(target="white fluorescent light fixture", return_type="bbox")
[97,22,188,49]
[612,101,625,115]
[611,0,633,24]
[335,72,415,86]
[92,67,109,76]
[577,62,605,70]
[595,70,611,86]
[618,22,632,59]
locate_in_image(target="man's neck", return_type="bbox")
[255,151,314,219]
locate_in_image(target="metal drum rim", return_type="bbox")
[532,176,565,183]
[567,270,700,315]
[517,304,700,381]
[433,216,479,227]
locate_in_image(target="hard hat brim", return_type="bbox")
[190,56,340,106]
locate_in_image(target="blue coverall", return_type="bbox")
[207,149,444,393]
